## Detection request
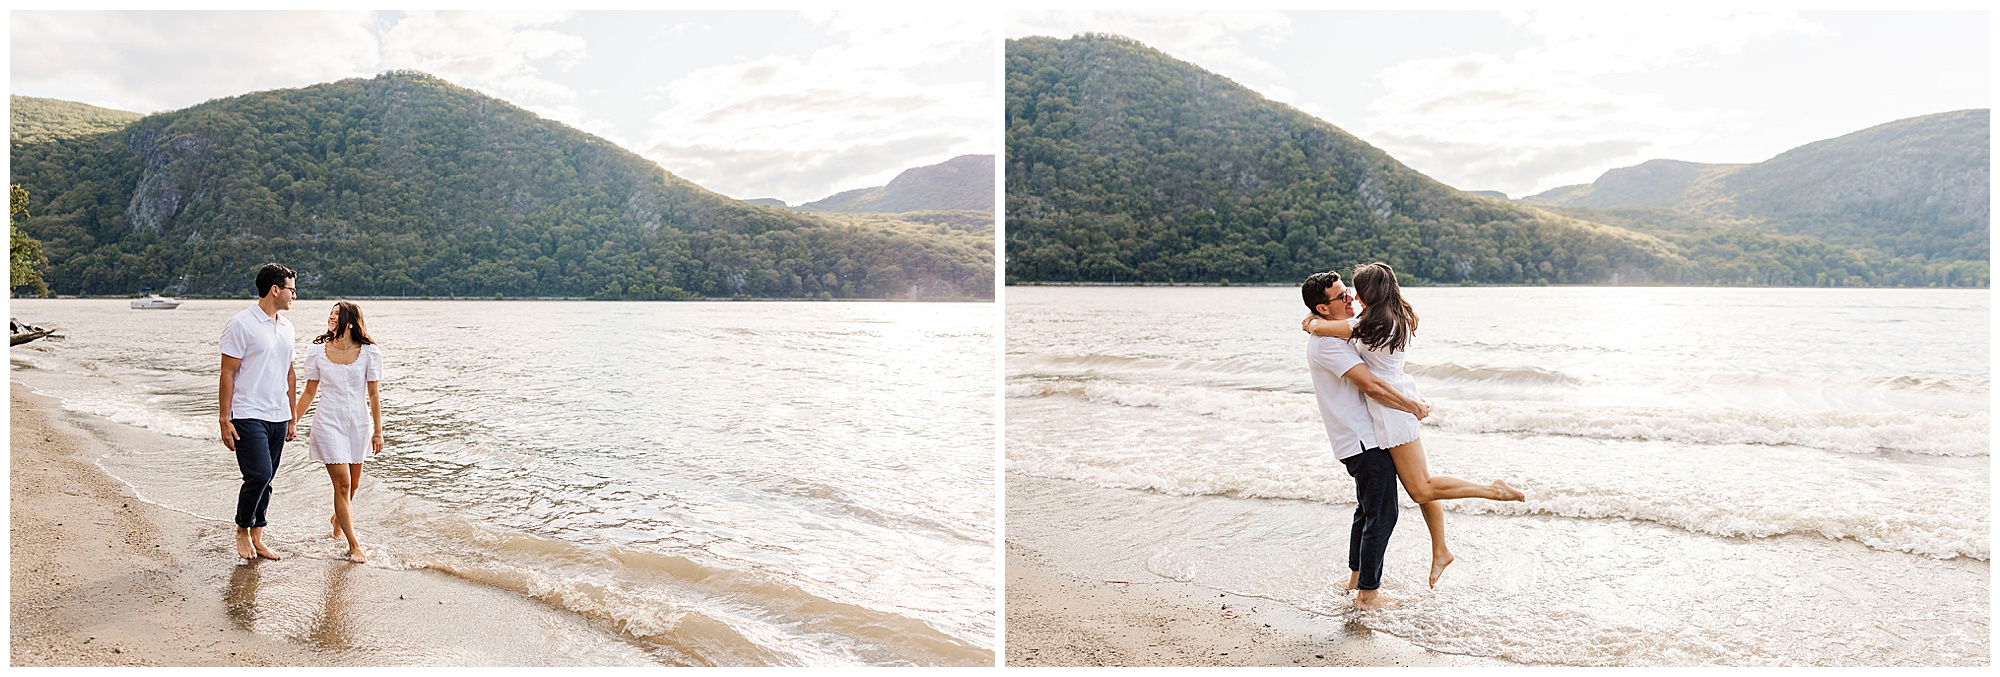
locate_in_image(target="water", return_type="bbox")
[1005,286,1988,666]
[10,298,996,666]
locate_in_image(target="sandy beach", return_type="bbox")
[1004,537,1503,667]
[10,382,662,666]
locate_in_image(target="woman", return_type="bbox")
[291,300,384,563]
[1302,262,1523,588]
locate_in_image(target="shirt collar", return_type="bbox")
[247,306,285,325]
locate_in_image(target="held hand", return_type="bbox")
[285,419,297,441]
[371,434,383,455]
[220,419,239,451]
[1415,400,1432,421]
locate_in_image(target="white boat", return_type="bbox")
[131,293,183,310]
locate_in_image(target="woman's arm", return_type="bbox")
[291,381,319,424]
[1341,364,1430,420]
[1300,314,1354,338]
[367,381,382,455]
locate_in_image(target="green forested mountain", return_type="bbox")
[1006,34,1986,287]
[798,154,994,213]
[10,72,992,299]
[1005,34,1686,285]
[10,95,144,144]
[1525,110,1989,271]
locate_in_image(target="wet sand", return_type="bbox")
[10,382,662,666]
[1004,477,1506,667]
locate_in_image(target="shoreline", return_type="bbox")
[13,295,994,303]
[9,381,663,666]
[1004,536,1504,667]
[1005,281,1990,289]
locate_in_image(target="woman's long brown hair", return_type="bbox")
[1350,262,1417,353]
[312,300,376,346]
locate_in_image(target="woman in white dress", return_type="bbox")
[291,300,383,563]
[1302,262,1523,588]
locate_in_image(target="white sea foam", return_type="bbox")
[1008,377,1988,456]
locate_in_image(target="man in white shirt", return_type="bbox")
[1301,271,1429,610]
[219,263,298,561]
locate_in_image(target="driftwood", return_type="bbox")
[10,318,56,346]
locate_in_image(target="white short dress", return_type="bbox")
[304,343,382,464]
[1348,318,1423,449]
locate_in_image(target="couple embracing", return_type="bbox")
[218,263,385,564]
[1300,262,1524,610]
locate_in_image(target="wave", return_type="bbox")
[396,514,992,666]
[1005,456,1989,560]
[1868,373,1990,394]
[1008,378,1987,456]
[1443,401,1987,457]
[1409,362,1580,385]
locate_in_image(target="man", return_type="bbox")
[1300,271,1429,610]
[219,263,298,561]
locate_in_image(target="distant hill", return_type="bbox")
[1005,34,1682,285]
[742,197,787,207]
[1525,110,1990,264]
[797,154,994,213]
[10,95,143,144]
[9,73,992,299]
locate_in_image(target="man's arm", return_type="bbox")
[285,363,299,441]
[1342,363,1430,420]
[219,355,241,450]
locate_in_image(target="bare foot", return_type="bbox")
[252,542,283,561]
[235,530,255,560]
[1354,591,1401,610]
[1344,571,1360,593]
[331,514,343,540]
[1430,551,1455,588]
[1493,479,1525,502]
[346,545,368,564]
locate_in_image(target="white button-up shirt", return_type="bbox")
[220,305,295,422]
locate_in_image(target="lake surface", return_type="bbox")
[11,298,996,666]
[1006,285,1987,666]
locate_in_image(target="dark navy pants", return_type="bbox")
[1340,446,1399,591]
[232,419,287,528]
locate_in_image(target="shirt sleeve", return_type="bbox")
[1309,336,1366,378]
[219,317,249,359]
[302,344,321,381]
[364,345,382,382]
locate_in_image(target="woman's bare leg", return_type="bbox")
[332,464,362,538]
[1418,501,1452,587]
[324,464,365,563]
[1387,437,1524,587]
[1386,438,1519,503]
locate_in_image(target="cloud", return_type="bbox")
[10,11,380,113]
[650,132,970,205]
[11,11,614,141]
[377,11,619,143]
[1008,10,1298,103]
[1357,10,1820,196]
[641,11,995,204]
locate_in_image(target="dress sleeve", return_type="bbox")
[364,345,382,382]
[302,344,321,381]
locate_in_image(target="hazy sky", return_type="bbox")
[10,10,997,205]
[1009,10,1989,198]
